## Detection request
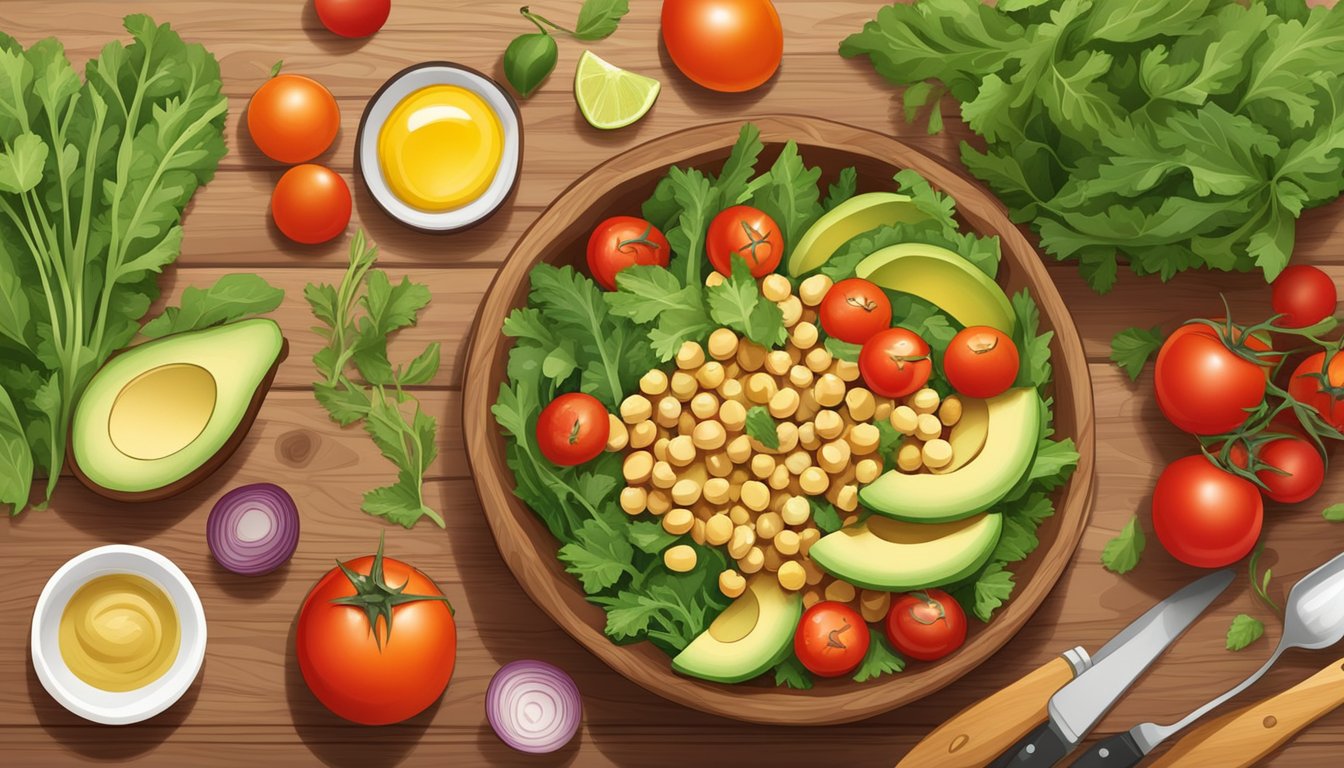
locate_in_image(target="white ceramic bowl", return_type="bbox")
[30,545,207,725]
[356,62,522,233]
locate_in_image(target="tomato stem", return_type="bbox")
[735,219,774,267]
[330,533,454,651]
[519,6,575,37]
[616,224,663,253]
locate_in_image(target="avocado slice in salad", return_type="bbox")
[69,319,288,501]
[856,242,1016,334]
[808,513,1003,592]
[672,574,802,684]
[860,388,1039,523]
[786,192,932,276]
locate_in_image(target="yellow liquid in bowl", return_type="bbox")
[377,84,504,212]
[59,573,180,692]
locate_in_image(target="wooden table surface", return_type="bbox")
[4,2,1344,766]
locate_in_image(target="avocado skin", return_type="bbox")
[68,333,288,503]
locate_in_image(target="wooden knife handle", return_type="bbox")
[1149,657,1344,768]
[897,649,1088,768]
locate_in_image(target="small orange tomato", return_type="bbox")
[271,164,351,245]
[661,0,784,93]
[247,74,340,163]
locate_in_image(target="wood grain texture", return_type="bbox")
[0,0,1340,765]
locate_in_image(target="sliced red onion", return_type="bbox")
[207,483,299,575]
[487,660,582,754]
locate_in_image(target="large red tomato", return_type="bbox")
[247,74,340,164]
[296,540,457,725]
[1289,352,1344,431]
[1154,324,1268,435]
[1152,455,1263,568]
[661,0,784,93]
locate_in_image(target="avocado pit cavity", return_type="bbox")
[109,363,217,460]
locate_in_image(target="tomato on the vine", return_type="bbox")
[1255,437,1325,504]
[819,279,892,344]
[1289,352,1344,432]
[536,393,610,466]
[706,205,782,277]
[943,326,1019,399]
[794,601,869,677]
[884,590,966,662]
[1272,265,1337,329]
[1152,455,1263,568]
[1154,323,1269,435]
[586,216,670,290]
[859,327,931,399]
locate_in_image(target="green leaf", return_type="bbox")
[773,656,814,689]
[558,519,634,594]
[573,0,630,40]
[707,256,786,348]
[140,274,284,338]
[0,383,33,513]
[748,140,823,259]
[1110,326,1164,380]
[607,266,700,325]
[969,562,1016,622]
[1083,0,1211,43]
[824,167,858,212]
[852,634,905,682]
[627,520,680,555]
[745,406,780,450]
[1011,290,1054,388]
[1102,515,1146,574]
[665,167,717,287]
[503,32,557,98]
[1323,503,1344,521]
[269,59,283,78]
[1226,613,1265,651]
[902,82,934,124]
[716,123,765,209]
[0,132,47,193]
[824,337,862,363]
[809,498,844,534]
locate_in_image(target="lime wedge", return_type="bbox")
[575,51,661,130]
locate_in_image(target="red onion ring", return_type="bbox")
[486,660,582,753]
[206,483,300,576]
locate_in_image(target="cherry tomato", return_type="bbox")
[793,601,869,677]
[297,543,456,725]
[1289,352,1344,432]
[1272,265,1337,328]
[819,279,892,344]
[536,393,610,466]
[943,326,1020,399]
[884,589,967,662]
[1152,455,1263,568]
[1154,324,1268,435]
[859,328,931,399]
[661,0,783,93]
[247,74,340,164]
[706,206,782,277]
[586,216,671,290]
[315,0,391,38]
[1255,437,1325,504]
[271,164,351,245]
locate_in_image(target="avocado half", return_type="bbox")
[856,242,1016,335]
[672,575,802,684]
[786,192,932,277]
[69,319,288,502]
[808,513,1003,592]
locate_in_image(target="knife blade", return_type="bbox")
[986,568,1235,768]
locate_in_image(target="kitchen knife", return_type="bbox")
[986,569,1235,768]
[1144,656,1344,768]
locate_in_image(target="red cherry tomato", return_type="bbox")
[661,0,783,93]
[943,326,1020,399]
[884,589,967,662]
[1289,351,1344,432]
[1154,324,1268,435]
[1272,265,1337,328]
[315,0,391,38]
[793,601,869,677]
[247,74,340,164]
[536,393,610,466]
[271,164,351,245]
[1255,437,1325,504]
[1152,455,1263,568]
[586,216,671,290]
[819,279,892,344]
[706,205,782,277]
[859,328,931,399]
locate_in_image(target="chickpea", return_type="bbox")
[719,400,747,432]
[797,421,820,451]
[813,374,846,408]
[825,580,856,603]
[653,437,672,463]
[690,518,707,545]
[778,295,803,327]
[815,409,845,440]
[842,514,860,527]
[663,435,692,466]
[775,529,801,556]
[769,464,791,491]
[776,422,800,453]
[718,377,745,403]
[762,350,789,377]
[739,546,765,574]
[723,362,741,379]
[708,328,739,361]
[769,388,801,419]
[762,544,784,573]
[718,569,747,599]
[629,420,657,449]
[606,414,630,451]
[923,438,954,469]
[783,450,813,475]
[726,434,752,463]
[788,364,815,390]
[787,345,804,365]
[796,388,821,423]
[802,557,826,586]
[890,405,919,435]
[940,395,964,426]
[874,397,894,422]
[860,590,891,623]
[804,347,833,373]
[729,504,751,526]
[911,387,941,414]
[703,477,732,506]
[620,394,653,424]
[655,396,681,428]
[762,273,793,302]
[774,561,804,591]
[706,451,733,478]
[745,372,778,404]
[897,442,923,472]
[737,340,768,371]
[678,411,698,437]
[844,388,876,422]
[696,361,726,390]
[833,359,861,383]
[791,321,819,350]
[706,514,734,546]
[819,439,852,474]
[670,371,698,401]
[848,423,880,456]
[619,487,647,515]
[672,479,702,506]
[799,528,821,556]
[799,274,833,306]
[663,507,694,535]
[651,461,677,489]
[695,421,727,451]
[855,458,881,485]
[623,451,653,484]
[781,495,811,526]
[729,467,749,490]
[664,544,698,573]
[916,413,943,441]
[676,341,706,370]
[757,511,785,540]
[705,272,726,288]
[647,490,672,515]
[750,454,776,479]
[835,484,859,512]
[803,588,823,609]
[801,308,818,326]
[689,392,718,420]
[741,480,771,512]
[799,466,830,495]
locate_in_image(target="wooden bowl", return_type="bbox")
[464,116,1095,725]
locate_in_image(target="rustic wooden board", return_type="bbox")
[2,1,1343,766]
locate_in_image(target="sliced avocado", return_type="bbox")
[931,397,989,475]
[860,388,1040,522]
[809,513,1003,591]
[856,242,1016,334]
[786,192,932,276]
[671,574,802,684]
[70,319,288,501]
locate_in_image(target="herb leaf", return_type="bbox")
[853,634,906,682]
[1324,503,1344,521]
[1111,326,1165,380]
[573,0,630,40]
[1102,515,1146,574]
[142,274,285,339]
[773,655,814,689]
[748,140,824,258]
[809,498,844,534]
[745,406,780,450]
[707,257,787,347]
[1226,613,1266,651]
